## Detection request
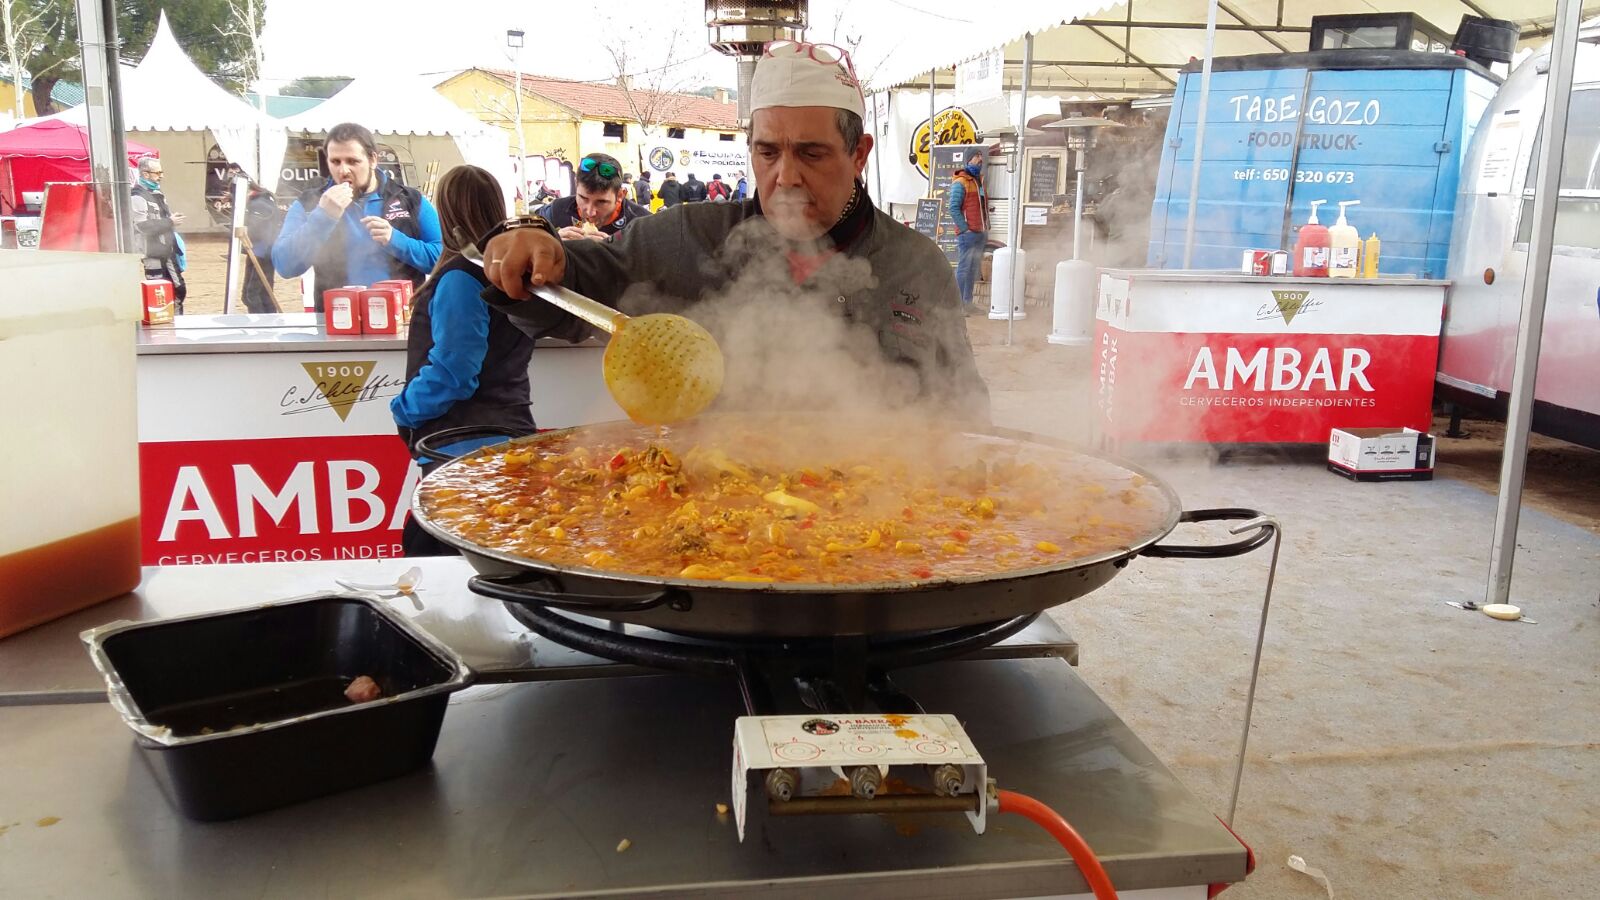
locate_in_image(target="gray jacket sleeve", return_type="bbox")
[485,209,691,335]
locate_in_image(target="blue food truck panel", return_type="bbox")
[1149,50,1499,277]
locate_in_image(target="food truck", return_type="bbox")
[1439,34,1600,449]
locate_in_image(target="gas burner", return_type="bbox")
[502,603,1040,716]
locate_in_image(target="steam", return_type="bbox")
[612,214,954,426]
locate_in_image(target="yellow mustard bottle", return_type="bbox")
[1361,232,1381,278]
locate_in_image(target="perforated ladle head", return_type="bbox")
[458,241,723,424]
[596,310,725,425]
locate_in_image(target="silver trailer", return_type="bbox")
[1441,34,1600,448]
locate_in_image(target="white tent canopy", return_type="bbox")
[44,12,285,182]
[279,75,514,207]
[869,0,1594,95]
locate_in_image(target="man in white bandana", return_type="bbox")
[477,41,988,421]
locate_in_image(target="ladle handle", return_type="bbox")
[532,283,626,334]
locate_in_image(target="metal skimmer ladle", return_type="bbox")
[461,240,724,425]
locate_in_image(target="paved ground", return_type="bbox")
[968,313,1600,899]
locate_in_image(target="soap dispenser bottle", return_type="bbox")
[1329,200,1361,278]
[1292,200,1330,278]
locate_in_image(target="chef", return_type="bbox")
[475,41,989,422]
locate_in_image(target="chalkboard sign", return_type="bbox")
[929,144,982,265]
[914,198,940,241]
[1026,153,1062,205]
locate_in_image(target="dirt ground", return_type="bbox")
[182,233,302,314]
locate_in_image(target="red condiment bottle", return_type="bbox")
[1292,199,1330,277]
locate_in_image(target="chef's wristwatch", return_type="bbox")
[478,215,558,244]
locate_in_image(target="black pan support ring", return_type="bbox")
[501,602,1039,715]
[1142,508,1275,559]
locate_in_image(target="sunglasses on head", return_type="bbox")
[579,157,619,178]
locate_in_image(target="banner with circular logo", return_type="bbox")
[909,107,979,180]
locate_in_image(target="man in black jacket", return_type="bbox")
[682,172,708,202]
[635,171,654,206]
[658,172,683,207]
[535,152,651,241]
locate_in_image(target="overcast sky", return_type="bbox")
[258,0,1005,92]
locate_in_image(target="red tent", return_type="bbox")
[0,120,157,214]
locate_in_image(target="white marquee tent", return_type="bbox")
[279,76,515,209]
[31,13,286,226]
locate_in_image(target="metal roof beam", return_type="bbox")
[1082,24,1179,86]
[1004,58,1187,69]
[1073,18,1309,34]
[892,80,1173,95]
[1216,0,1293,53]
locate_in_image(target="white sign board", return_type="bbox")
[642,138,751,177]
[1477,110,1523,196]
[955,49,1004,105]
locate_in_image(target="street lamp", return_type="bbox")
[507,28,528,212]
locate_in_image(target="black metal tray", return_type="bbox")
[81,594,473,821]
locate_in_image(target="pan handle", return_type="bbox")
[1142,508,1275,559]
[468,571,689,613]
[413,426,533,463]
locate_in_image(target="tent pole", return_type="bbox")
[1181,0,1219,269]
[1006,33,1033,347]
[74,0,133,253]
[928,70,937,200]
[1486,0,1581,607]
[874,94,885,210]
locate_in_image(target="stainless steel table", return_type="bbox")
[0,560,1078,703]
[0,563,1244,899]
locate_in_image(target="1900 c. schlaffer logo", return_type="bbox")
[282,361,405,422]
[1260,289,1324,325]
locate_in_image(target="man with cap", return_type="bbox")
[946,149,989,314]
[475,41,988,421]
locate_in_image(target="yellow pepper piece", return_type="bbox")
[763,490,822,515]
[894,540,923,555]
[678,563,720,579]
[1036,541,1062,553]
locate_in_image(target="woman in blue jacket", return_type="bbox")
[390,166,587,555]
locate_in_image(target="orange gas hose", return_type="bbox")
[996,789,1118,900]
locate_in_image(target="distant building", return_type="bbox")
[0,67,85,118]
[436,69,741,168]
[241,92,328,120]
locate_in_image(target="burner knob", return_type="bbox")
[930,764,964,797]
[848,765,882,800]
[765,767,797,802]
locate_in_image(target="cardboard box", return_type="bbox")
[360,287,402,334]
[141,279,176,325]
[323,288,362,335]
[1327,427,1435,481]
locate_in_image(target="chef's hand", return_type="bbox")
[170,212,187,227]
[557,225,609,243]
[361,215,394,245]
[484,228,565,300]
[318,182,354,218]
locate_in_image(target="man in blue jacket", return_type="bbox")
[273,122,442,309]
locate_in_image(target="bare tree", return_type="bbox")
[2,0,48,118]
[216,0,265,102]
[603,26,696,139]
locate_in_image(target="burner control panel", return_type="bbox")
[731,714,988,840]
